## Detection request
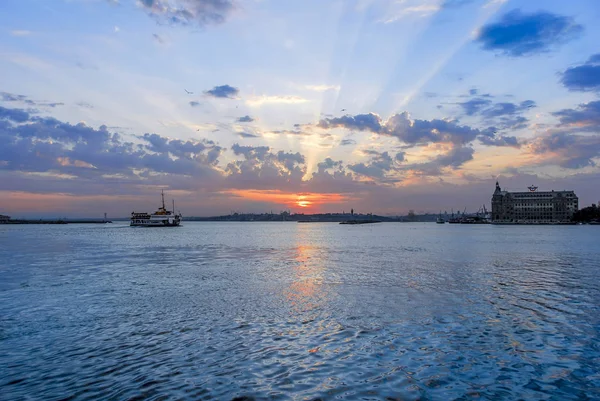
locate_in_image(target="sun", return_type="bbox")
[297,200,312,208]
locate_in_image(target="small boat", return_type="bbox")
[131,190,182,227]
[436,212,445,224]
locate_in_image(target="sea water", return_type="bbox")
[1,222,599,400]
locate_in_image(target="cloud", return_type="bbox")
[230,143,270,160]
[316,158,343,172]
[226,144,307,190]
[561,54,600,92]
[523,100,600,168]
[480,100,535,118]
[0,105,225,186]
[302,84,341,92]
[268,129,311,136]
[459,98,493,116]
[1,91,64,108]
[340,139,356,146]
[1,92,33,105]
[137,0,235,27]
[385,113,484,145]
[237,115,254,123]
[529,132,600,169]
[237,132,260,138]
[205,84,239,99]
[552,100,600,130]
[403,145,475,176]
[245,95,308,107]
[382,0,442,23]
[10,30,32,37]
[318,111,503,146]
[277,150,305,171]
[189,101,201,107]
[478,135,520,147]
[318,113,383,132]
[152,33,165,44]
[348,150,401,180]
[0,105,31,123]
[458,93,534,132]
[475,9,583,56]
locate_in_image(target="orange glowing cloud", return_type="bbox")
[224,189,349,211]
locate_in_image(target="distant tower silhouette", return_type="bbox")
[351,208,354,216]
[104,212,107,222]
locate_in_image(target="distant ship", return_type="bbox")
[436,212,445,224]
[340,220,381,225]
[130,190,182,227]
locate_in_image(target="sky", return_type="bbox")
[1,0,600,218]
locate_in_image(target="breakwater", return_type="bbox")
[4,219,111,224]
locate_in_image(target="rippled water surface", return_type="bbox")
[1,222,600,400]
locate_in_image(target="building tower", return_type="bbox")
[491,181,504,222]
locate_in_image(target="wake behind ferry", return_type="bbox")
[131,191,182,227]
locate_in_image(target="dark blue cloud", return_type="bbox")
[459,98,492,116]
[401,146,474,176]
[433,146,474,169]
[318,113,383,132]
[230,143,271,160]
[0,106,224,182]
[1,91,64,108]
[225,144,307,189]
[318,111,509,146]
[140,133,216,160]
[348,151,396,179]
[561,54,600,92]
[478,135,520,147]
[205,84,239,99]
[189,101,201,107]
[385,112,482,145]
[1,91,33,104]
[458,94,535,131]
[138,0,235,27]
[340,138,356,146]
[0,105,31,123]
[552,100,600,128]
[481,100,536,118]
[530,132,600,169]
[475,9,583,56]
[277,150,305,171]
[237,115,254,123]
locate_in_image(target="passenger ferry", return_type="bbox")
[131,191,182,227]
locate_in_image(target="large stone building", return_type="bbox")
[491,182,578,224]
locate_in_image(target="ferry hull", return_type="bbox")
[130,220,181,227]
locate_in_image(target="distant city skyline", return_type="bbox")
[1,0,599,217]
